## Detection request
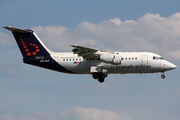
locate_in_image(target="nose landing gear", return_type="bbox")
[161,73,165,79]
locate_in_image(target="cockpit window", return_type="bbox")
[153,56,158,60]
[159,57,164,60]
[153,56,164,60]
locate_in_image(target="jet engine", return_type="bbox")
[100,54,122,65]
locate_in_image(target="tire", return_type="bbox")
[92,73,99,79]
[98,77,104,83]
[161,74,165,79]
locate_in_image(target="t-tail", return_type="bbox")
[4,26,73,73]
[4,26,51,58]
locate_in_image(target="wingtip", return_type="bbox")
[71,45,78,47]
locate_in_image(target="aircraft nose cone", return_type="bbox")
[172,64,177,69]
[163,61,177,70]
[169,63,177,69]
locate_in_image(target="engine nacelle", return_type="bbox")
[100,54,122,65]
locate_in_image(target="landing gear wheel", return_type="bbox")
[98,72,105,83]
[92,72,107,83]
[92,73,99,79]
[98,77,104,83]
[161,74,165,79]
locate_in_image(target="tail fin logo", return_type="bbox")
[19,35,40,56]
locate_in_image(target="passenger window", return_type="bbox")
[129,58,131,60]
[135,58,137,60]
[66,59,68,61]
[132,58,134,60]
[63,59,65,61]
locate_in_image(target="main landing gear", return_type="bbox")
[92,72,107,83]
[161,72,165,79]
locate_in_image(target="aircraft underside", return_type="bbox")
[24,57,170,83]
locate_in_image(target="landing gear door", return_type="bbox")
[90,66,101,73]
[142,55,148,65]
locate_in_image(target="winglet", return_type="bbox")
[3,26,31,33]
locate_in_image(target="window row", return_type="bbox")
[63,57,138,61]
[63,58,82,61]
[122,57,138,60]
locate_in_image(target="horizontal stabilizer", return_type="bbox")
[3,26,31,33]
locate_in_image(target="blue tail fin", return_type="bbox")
[4,26,51,58]
[4,26,74,73]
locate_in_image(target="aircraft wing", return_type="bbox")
[71,45,115,59]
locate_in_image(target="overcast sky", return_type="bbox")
[0,0,180,120]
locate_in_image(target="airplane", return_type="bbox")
[4,26,177,83]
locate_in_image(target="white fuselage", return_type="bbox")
[50,52,176,75]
